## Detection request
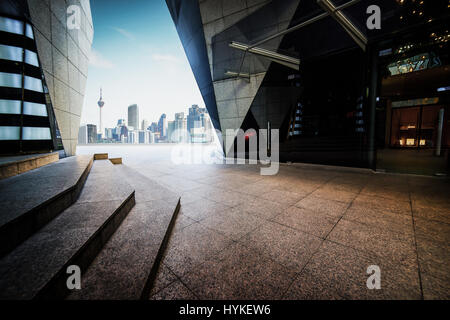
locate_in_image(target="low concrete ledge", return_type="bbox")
[94,153,108,160]
[0,152,59,180]
[109,158,122,165]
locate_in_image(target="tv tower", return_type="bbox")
[97,88,105,136]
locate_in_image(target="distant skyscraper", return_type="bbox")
[148,131,155,144]
[201,112,212,131]
[149,122,158,133]
[187,104,200,133]
[128,104,139,130]
[105,128,114,140]
[78,125,88,144]
[141,119,149,131]
[174,112,188,143]
[138,131,147,144]
[167,121,175,142]
[97,88,105,135]
[87,124,97,143]
[128,131,138,144]
[117,119,126,126]
[158,114,167,139]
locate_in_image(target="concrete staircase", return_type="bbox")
[0,154,94,257]
[0,153,180,300]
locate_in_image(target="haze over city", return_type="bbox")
[80,0,204,128]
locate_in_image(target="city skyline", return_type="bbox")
[80,0,205,131]
[79,102,213,145]
[79,99,208,129]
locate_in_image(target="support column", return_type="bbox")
[367,47,378,170]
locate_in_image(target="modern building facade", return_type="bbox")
[0,0,93,156]
[174,112,188,143]
[127,104,139,130]
[158,113,167,139]
[77,123,96,144]
[78,124,87,144]
[141,118,149,131]
[187,104,210,136]
[149,121,158,133]
[167,0,449,175]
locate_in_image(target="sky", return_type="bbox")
[80,0,204,130]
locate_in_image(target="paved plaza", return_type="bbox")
[128,162,449,299]
[75,145,450,300]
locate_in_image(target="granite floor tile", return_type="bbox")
[172,207,198,231]
[283,240,421,300]
[413,217,450,244]
[421,272,450,300]
[242,221,323,271]
[272,206,339,238]
[238,182,277,196]
[234,196,290,220]
[360,186,410,202]
[180,192,204,205]
[327,219,417,266]
[181,198,231,222]
[412,204,450,224]
[161,222,233,277]
[181,242,296,299]
[415,235,450,282]
[202,187,254,207]
[352,194,412,216]
[150,280,197,300]
[310,188,358,204]
[343,204,414,235]
[321,181,363,194]
[295,195,349,217]
[199,207,265,241]
[149,263,179,297]
[259,189,308,206]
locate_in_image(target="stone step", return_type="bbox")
[0,160,135,300]
[67,164,180,300]
[109,157,122,165]
[94,153,108,160]
[0,155,94,257]
[0,152,59,180]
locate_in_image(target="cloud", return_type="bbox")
[151,54,180,64]
[89,49,114,69]
[111,27,135,41]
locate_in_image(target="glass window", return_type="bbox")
[0,72,22,88]
[0,99,21,114]
[0,44,22,62]
[0,17,23,35]
[387,52,441,76]
[0,126,20,140]
[25,50,39,67]
[25,23,34,39]
[22,127,51,140]
[24,75,43,92]
[23,102,47,117]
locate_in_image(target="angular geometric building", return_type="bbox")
[0,0,93,156]
[167,0,449,175]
